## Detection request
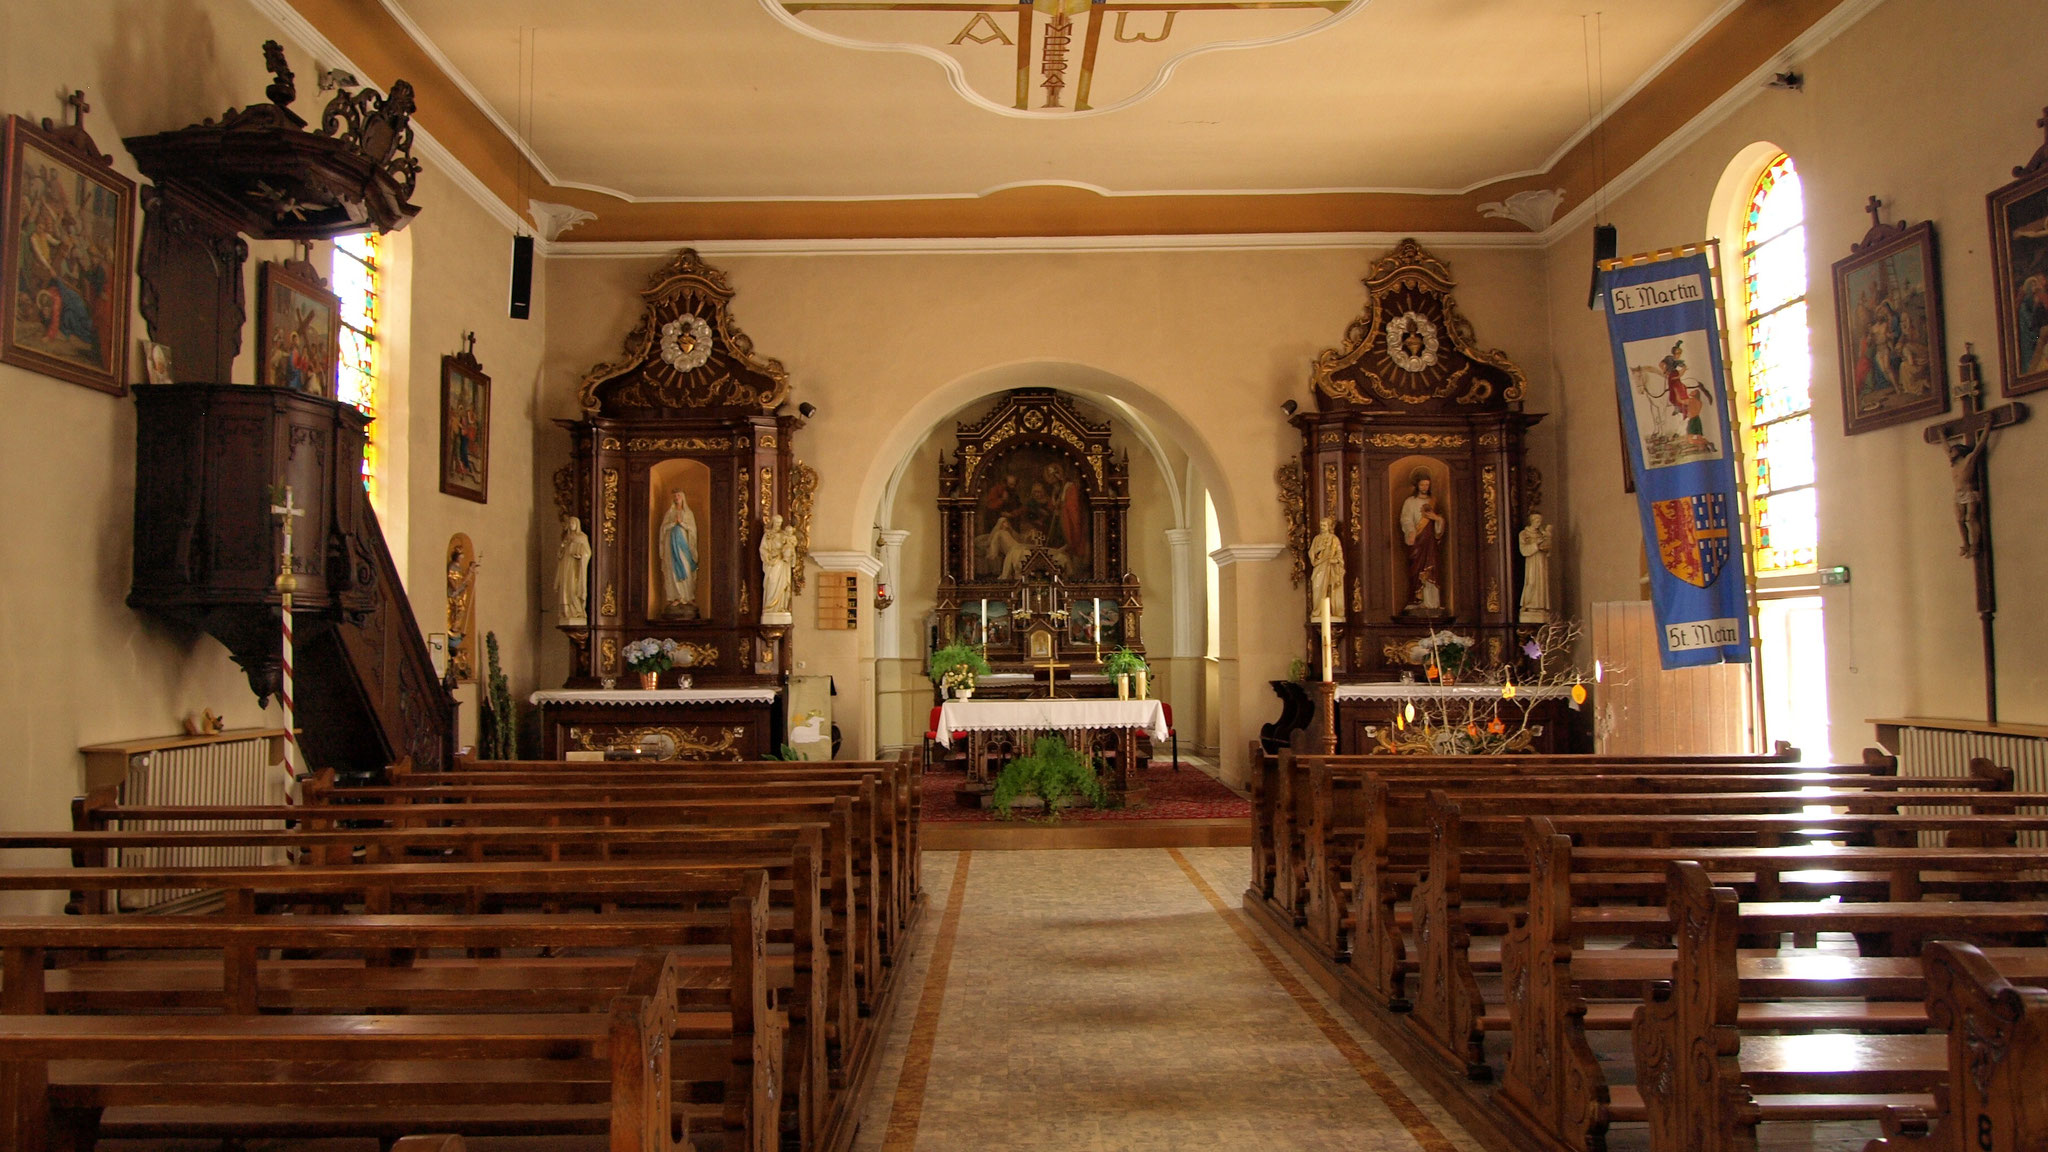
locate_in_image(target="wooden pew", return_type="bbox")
[1863,942,2048,1152]
[0,861,815,1152]
[0,896,780,1152]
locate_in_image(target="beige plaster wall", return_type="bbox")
[0,0,543,892]
[1544,0,2048,753]
[542,245,1555,783]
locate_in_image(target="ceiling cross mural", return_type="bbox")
[766,0,1363,117]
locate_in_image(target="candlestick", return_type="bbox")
[1320,595,1333,682]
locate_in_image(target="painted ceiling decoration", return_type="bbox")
[765,0,1364,117]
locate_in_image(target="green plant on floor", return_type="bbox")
[928,640,993,695]
[990,735,1108,820]
[1100,646,1147,680]
[479,632,517,760]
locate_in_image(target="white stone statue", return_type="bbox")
[554,516,592,621]
[759,513,797,620]
[1307,515,1345,621]
[1518,513,1554,623]
[659,489,700,618]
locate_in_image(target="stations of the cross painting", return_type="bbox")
[1924,345,2029,721]
[775,1,1358,114]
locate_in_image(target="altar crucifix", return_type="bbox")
[1924,345,2030,721]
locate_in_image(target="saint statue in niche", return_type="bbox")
[1400,468,1448,612]
[659,489,701,619]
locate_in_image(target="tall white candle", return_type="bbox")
[1093,599,1101,657]
[979,598,988,646]
[1320,595,1333,682]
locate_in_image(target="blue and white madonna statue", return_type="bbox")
[659,489,700,618]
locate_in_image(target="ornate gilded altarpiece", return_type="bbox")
[1291,239,1547,688]
[550,249,812,757]
[936,389,1141,696]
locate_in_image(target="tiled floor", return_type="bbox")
[854,848,1487,1152]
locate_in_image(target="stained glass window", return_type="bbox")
[332,232,381,503]
[1741,154,1816,575]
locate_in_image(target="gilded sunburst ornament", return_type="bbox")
[1385,312,1441,373]
[659,314,715,373]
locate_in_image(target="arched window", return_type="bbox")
[1736,152,1827,759]
[332,232,382,505]
[1741,154,1816,576]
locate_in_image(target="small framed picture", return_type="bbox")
[1832,218,1948,434]
[256,260,340,397]
[439,336,491,503]
[1989,151,2048,397]
[140,339,173,385]
[0,113,135,396]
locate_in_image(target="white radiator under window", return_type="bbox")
[1889,722,2048,849]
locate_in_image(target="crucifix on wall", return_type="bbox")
[1924,345,2029,721]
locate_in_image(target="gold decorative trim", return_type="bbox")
[600,636,619,674]
[1276,461,1306,588]
[1481,464,1499,544]
[1347,464,1362,544]
[760,431,778,449]
[738,464,752,617]
[1310,239,1530,410]
[551,464,577,521]
[624,435,732,452]
[600,435,622,451]
[600,468,619,543]
[676,642,720,668]
[1478,430,1503,447]
[1485,578,1501,614]
[600,585,617,617]
[575,249,790,415]
[1368,432,1467,450]
[788,461,819,596]
[568,724,744,762]
[1322,462,1338,527]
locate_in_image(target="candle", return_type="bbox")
[1320,595,1333,682]
[979,598,987,646]
[1093,599,1101,658]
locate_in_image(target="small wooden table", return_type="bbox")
[529,688,780,761]
[936,698,1169,805]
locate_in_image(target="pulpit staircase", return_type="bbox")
[128,384,455,780]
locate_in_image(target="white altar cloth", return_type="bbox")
[1333,683,1575,702]
[530,688,779,707]
[935,699,1169,748]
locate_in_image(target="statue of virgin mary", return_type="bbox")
[659,489,700,618]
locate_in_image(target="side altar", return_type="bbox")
[545,250,813,758]
[1282,240,1588,754]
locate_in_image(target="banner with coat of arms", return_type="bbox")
[1601,253,1752,669]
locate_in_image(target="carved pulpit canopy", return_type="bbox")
[1311,239,1528,412]
[577,249,790,417]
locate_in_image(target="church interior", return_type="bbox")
[4,0,2048,1149]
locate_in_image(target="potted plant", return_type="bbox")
[622,637,685,690]
[1405,629,1477,684]
[927,640,992,700]
[990,736,1108,820]
[1101,646,1149,699]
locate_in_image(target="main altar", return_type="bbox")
[937,698,1168,805]
[546,250,810,758]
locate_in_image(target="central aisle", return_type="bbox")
[856,848,1483,1152]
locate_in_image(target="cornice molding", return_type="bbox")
[539,230,1544,260]
[1209,545,1288,566]
[808,551,884,578]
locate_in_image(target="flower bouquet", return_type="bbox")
[622,637,686,689]
[1405,629,1477,682]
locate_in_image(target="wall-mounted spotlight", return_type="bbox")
[1280,399,1298,417]
[798,402,818,419]
[1766,71,1804,91]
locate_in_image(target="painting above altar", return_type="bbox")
[974,444,1092,578]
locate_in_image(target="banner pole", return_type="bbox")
[1700,239,1769,755]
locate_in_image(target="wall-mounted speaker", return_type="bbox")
[508,233,534,320]
[1588,223,1618,311]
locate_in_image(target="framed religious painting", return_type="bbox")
[439,337,491,503]
[256,260,340,398]
[1832,217,1948,434]
[0,113,135,396]
[1989,144,2048,397]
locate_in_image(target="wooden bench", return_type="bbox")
[0,860,817,1152]
[0,881,785,1152]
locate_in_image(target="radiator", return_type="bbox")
[110,730,291,911]
[1895,725,2048,849]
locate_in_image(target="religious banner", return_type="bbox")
[1601,253,1752,669]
